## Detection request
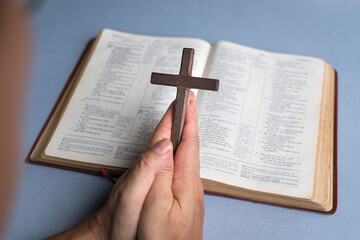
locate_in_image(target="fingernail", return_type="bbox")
[152,139,172,155]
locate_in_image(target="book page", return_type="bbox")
[45,29,211,168]
[197,41,324,198]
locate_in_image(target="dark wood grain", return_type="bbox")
[151,48,219,153]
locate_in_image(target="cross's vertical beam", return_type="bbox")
[171,48,194,153]
[172,87,190,152]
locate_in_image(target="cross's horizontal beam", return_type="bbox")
[151,73,219,91]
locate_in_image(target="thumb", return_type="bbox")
[105,139,172,239]
[124,138,173,206]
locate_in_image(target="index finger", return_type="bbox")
[147,101,174,148]
[173,91,200,178]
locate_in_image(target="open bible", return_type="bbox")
[27,29,337,213]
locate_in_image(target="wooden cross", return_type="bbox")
[151,48,219,153]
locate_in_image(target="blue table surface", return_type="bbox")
[4,0,360,239]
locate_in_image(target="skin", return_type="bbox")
[0,1,204,238]
[48,91,204,240]
[0,0,30,236]
[138,93,204,240]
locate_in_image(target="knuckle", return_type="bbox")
[136,152,155,173]
[158,118,172,131]
[186,132,199,148]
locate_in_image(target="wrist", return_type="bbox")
[45,210,107,240]
[85,208,109,240]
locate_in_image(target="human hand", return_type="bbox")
[137,90,204,240]
[47,91,204,240]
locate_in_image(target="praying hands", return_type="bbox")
[47,91,204,240]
